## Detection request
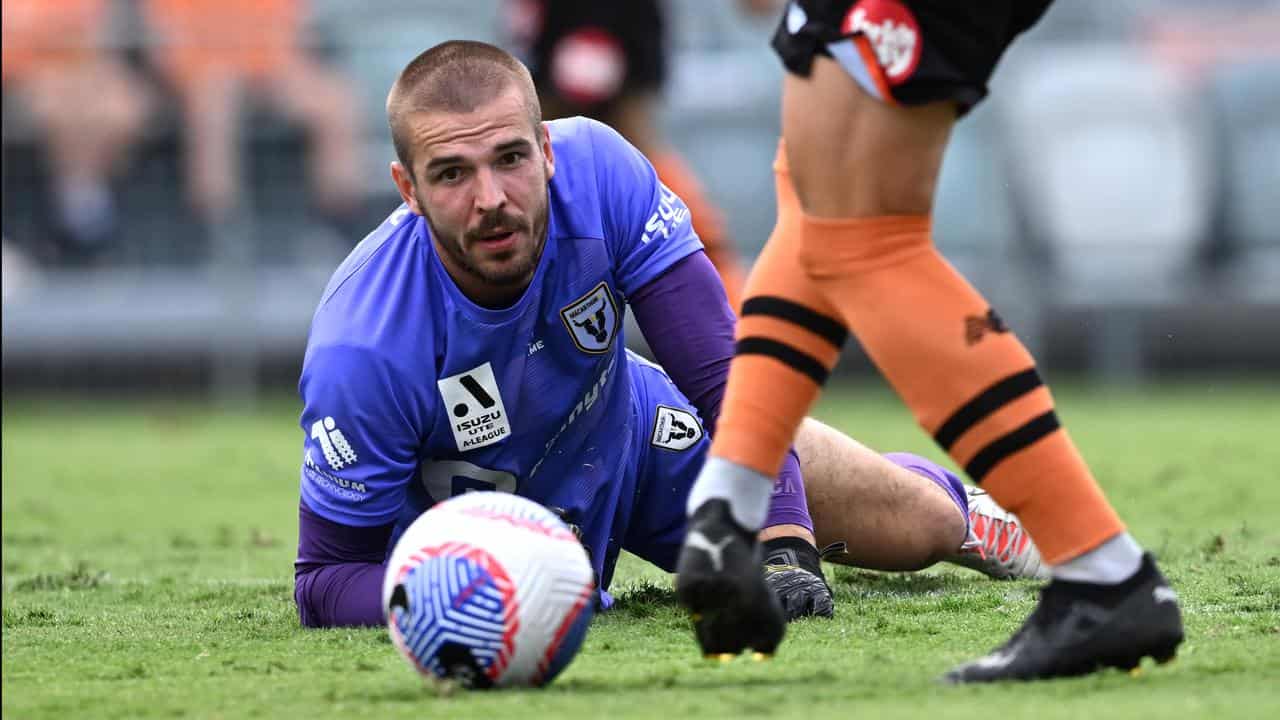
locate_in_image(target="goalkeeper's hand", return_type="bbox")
[761,536,838,620]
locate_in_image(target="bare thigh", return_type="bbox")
[781,54,956,218]
[795,418,965,571]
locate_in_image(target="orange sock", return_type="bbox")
[649,150,746,310]
[711,147,845,478]
[795,208,1124,563]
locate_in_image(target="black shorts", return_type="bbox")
[772,0,1053,113]
[503,0,666,117]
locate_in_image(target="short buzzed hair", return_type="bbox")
[386,40,542,176]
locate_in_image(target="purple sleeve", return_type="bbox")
[294,500,393,628]
[629,250,734,435]
[629,251,810,531]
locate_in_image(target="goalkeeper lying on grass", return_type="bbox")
[292,40,1046,632]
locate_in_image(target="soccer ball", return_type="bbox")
[382,491,596,689]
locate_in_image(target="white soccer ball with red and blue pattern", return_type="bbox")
[382,492,596,688]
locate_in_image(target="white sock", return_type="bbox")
[685,456,774,531]
[1051,532,1144,584]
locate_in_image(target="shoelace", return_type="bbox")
[962,493,1028,564]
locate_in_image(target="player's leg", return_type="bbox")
[674,140,837,652]
[268,56,364,218]
[170,68,244,218]
[774,417,1048,579]
[793,418,962,569]
[22,56,152,258]
[511,0,749,307]
[623,358,786,654]
[646,351,1043,632]
[773,0,1180,680]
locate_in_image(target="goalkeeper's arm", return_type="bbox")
[294,501,392,628]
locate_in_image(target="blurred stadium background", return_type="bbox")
[3,0,1278,402]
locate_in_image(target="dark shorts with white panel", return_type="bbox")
[772,0,1054,114]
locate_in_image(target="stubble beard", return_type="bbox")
[425,187,549,293]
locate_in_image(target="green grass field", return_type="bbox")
[3,380,1279,719]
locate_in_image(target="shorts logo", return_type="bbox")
[786,1,808,34]
[842,0,922,85]
[651,405,703,452]
[551,28,625,105]
[560,282,619,354]
[437,362,512,451]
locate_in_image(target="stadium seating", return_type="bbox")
[4,0,1278,391]
[933,104,1047,359]
[1205,59,1280,303]
[996,45,1214,379]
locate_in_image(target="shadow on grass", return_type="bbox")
[602,569,1011,620]
[830,568,978,595]
[556,666,840,693]
[607,579,680,619]
[357,666,842,702]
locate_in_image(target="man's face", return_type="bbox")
[391,86,555,307]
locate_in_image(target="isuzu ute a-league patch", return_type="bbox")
[437,362,512,451]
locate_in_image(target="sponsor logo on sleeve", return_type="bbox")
[303,449,367,501]
[437,362,512,451]
[559,282,619,354]
[640,184,689,245]
[310,416,358,470]
[650,405,703,451]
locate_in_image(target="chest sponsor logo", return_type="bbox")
[420,459,517,503]
[560,282,619,354]
[651,405,703,451]
[437,362,512,451]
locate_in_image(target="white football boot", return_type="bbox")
[946,486,1050,580]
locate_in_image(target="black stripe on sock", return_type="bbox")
[735,337,830,386]
[934,368,1044,450]
[965,410,1061,483]
[741,296,848,349]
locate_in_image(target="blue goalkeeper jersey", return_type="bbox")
[298,117,702,534]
